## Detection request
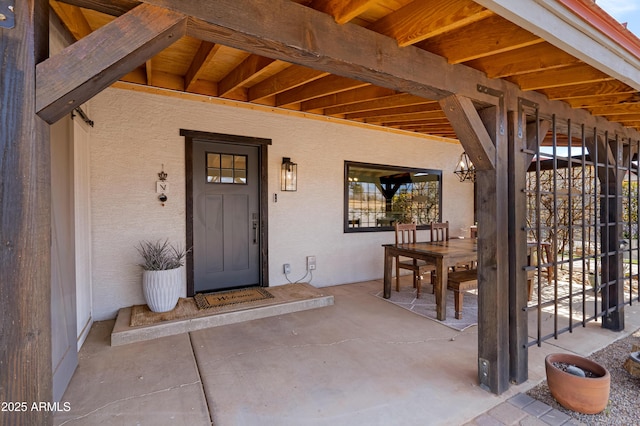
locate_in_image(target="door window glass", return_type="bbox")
[207,152,248,184]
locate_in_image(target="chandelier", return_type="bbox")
[453,152,475,182]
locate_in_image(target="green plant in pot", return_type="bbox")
[136,239,189,313]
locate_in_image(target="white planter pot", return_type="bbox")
[142,267,182,312]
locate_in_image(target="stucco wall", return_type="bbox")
[88,87,474,320]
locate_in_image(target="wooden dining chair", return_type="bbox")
[430,221,449,242]
[394,223,435,298]
[447,269,478,319]
[428,221,472,293]
[426,221,450,292]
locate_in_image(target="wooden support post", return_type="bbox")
[508,110,529,384]
[477,105,510,394]
[586,135,625,331]
[0,1,53,424]
[602,137,625,331]
[508,115,550,383]
[440,95,510,394]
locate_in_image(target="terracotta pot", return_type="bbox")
[545,353,610,414]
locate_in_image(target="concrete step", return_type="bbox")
[111,283,333,346]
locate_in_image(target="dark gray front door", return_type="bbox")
[192,141,260,292]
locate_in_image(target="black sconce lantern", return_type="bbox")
[453,152,476,182]
[281,157,297,191]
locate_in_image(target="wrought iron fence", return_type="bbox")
[522,114,640,347]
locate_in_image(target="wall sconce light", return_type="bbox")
[453,152,476,182]
[281,157,297,191]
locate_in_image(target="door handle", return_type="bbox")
[252,213,258,244]
[253,222,258,243]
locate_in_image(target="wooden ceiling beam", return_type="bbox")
[439,94,496,170]
[345,102,441,120]
[310,0,376,24]
[36,3,187,123]
[380,118,451,126]
[393,123,444,128]
[248,66,328,102]
[465,42,581,78]
[49,1,93,40]
[594,114,640,122]
[179,0,638,137]
[587,103,640,116]
[419,14,543,64]
[391,129,456,136]
[174,0,453,101]
[184,79,218,97]
[145,60,153,85]
[367,0,492,47]
[395,129,453,134]
[301,86,396,112]
[57,0,140,16]
[364,110,447,123]
[324,93,429,116]
[185,41,220,91]
[147,70,184,91]
[121,67,146,85]
[276,75,369,106]
[565,93,640,109]
[541,80,637,100]
[56,0,640,140]
[218,54,277,97]
[390,119,451,125]
[508,63,613,91]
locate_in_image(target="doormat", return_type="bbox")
[373,285,477,332]
[130,298,199,327]
[194,287,274,310]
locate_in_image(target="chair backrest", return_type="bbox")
[430,221,449,242]
[395,222,417,245]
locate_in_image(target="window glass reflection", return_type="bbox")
[345,162,441,231]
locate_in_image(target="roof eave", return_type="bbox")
[475,0,640,92]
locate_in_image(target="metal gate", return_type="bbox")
[522,109,640,346]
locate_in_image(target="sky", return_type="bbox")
[596,0,640,37]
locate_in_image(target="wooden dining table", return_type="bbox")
[383,238,478,320]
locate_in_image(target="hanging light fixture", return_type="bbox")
[453,152,475,182]
[281,157,297,191]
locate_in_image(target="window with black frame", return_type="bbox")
[344,161,442,232]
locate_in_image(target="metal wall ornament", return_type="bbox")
[157,165,168,205]
[281,157,297,191]
[453,152,476,182]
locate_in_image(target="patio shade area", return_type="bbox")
[5,0,640,423]
[53,279,640,425]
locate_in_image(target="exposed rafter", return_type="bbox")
[37,3,187,123]
[367,0,493,47]
[48,0,640,138]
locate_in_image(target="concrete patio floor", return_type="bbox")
[54,278,640,425]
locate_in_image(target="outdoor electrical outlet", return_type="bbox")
[307,256,316,271]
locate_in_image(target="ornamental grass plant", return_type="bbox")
[136,239,188,271]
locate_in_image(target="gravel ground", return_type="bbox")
[527,328,640,425]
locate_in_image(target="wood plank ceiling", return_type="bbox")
[50,0,640,141]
